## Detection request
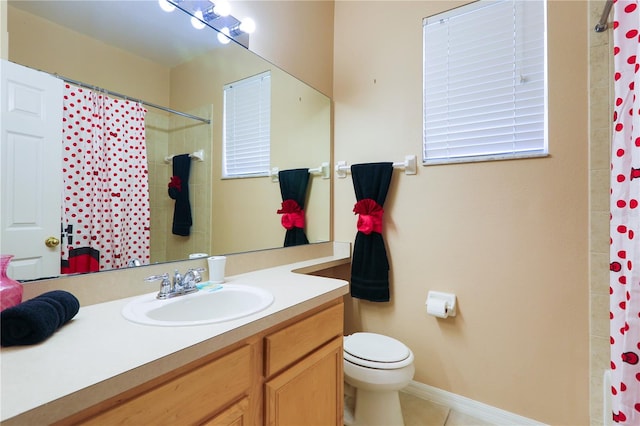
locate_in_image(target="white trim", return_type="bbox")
[603,370,612,426]
[403,380,547,426]
[423,152,549,166]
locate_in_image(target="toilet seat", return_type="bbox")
[344,332,414,370]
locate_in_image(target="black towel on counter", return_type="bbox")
[168,154,193,236]
[350,162,394,302]
[278,168,310,247]
[1,290,80,347]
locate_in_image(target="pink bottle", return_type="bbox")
[0,255,23,311]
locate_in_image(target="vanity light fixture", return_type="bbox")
[191,2,229,30]
[217,18,256,43]
[191,9,206,29]
[212,0,231,17]
[217,27,231,44]
[238,18,256,34]
[158,0,176,13]
[161,0,255,44]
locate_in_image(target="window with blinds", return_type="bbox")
[422,0,547,165]
[223,71,271,178]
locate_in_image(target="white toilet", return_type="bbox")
[343,332,415,426]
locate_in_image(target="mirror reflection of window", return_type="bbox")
[223,71,271,178]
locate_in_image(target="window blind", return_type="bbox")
[223,71,271,178]
[423,0,547,165]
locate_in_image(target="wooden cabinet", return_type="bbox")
[265,337,343,426]
[56,300,343,426]
[57,344,255,426]
[264,303,344,426]
[201,397,250,426]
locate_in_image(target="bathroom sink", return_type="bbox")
[122,283,274,326]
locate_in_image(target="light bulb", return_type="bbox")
[217,27,231,44]
[191,10,206,29]
[158,0,175,12]
[212,0,231,17]
[239,18,256,34]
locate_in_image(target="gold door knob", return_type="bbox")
[45,237,60,248]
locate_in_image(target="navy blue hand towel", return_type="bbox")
[350,163,394,302]
[278,168,310,247]
[1,290,80,347]
[168,154,193,236]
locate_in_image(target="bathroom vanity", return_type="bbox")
[58,301,343,425]
[0,244,349,425]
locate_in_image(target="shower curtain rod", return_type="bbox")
[594,0,613,32]
[55,74,211,124]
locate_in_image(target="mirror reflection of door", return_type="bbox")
[0,60,63,280]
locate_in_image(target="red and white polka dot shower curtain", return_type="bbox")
[610,1,640,423]
[61,84,150,273]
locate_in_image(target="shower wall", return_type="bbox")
[146,106,213,263]
[588,0,614,424]
[146,110,170,264]
[165,107,213,261]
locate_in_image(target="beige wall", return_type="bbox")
[1,1,7,60]
[333,1,589,424]
[231,0,335,97]
[7,7,170,107]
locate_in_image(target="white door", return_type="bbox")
[0,60,63,280]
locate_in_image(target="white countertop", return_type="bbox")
[0,253,349,424]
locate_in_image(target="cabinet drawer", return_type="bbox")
[77,345,252,425]
[265,303,343,378]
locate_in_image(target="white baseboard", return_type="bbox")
[403,380,547,426]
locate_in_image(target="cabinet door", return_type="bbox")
[265,337,343,426]
[200,397,249,426]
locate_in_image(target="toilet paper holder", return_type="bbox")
[426,291,457,318]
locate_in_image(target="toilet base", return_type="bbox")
[346,388,404,426]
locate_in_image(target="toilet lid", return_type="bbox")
[343,332,413,369]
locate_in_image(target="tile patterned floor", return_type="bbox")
[345,388,492,425]
[399,391,493,426]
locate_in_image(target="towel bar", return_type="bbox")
[335,155,417,178]
[270,162,330,182]
[164,149,205,164]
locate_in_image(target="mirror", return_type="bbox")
[4,0,331,280]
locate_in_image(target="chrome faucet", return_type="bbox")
[145,267,205,300]
[177,268,204,292]
[127,258,142,267]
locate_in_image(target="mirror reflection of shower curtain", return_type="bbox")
[60,84,150,273]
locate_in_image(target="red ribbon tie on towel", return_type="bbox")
[277,199,305,230]
[353,198,384,235]
[168,175,182,191]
